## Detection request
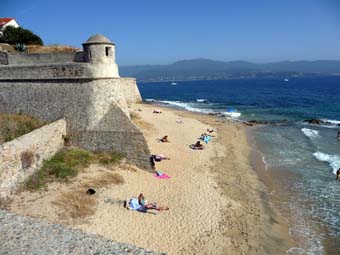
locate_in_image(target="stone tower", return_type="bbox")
[82,34,119,77]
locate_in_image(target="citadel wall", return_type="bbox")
[0,78,148,169]
[0,119,66,199]
[0,34,149,170]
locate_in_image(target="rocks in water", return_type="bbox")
[303,119,326,125]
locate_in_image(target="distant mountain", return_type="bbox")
[120,58,340,81]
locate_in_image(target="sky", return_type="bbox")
[1,0,340,65]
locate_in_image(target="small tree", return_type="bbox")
[0,26,43,46]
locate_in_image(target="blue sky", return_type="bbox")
[1,0,340,65]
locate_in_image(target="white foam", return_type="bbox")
[313,151,340,174]
[144,98,155,102]
[301,128,320,139]
[321,119,340,125]
[159,100,213,114]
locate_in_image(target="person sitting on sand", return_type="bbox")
[127,193,169,212]
[336,168,340,180]
[160,135,170,143]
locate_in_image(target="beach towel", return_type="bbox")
[153,172,171,179]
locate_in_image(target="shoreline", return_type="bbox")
[4,103,294,254]
[175,108,295,254]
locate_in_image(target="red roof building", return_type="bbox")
[0,18,19,35]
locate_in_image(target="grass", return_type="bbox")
[26,45,78,53]
[83,172,125,188]
[52,171,124,221]
[25,148,123,191]
[0,114,45,144]
[53,189,97,219]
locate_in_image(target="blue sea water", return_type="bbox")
[138,77,340,255]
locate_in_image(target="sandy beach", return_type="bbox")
[5,104,294,254]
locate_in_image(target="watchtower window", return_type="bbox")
[89,50,92,59]
[105,47,111,56]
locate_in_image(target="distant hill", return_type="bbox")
[120,58,340,81]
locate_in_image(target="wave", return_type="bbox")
[321,119,340,125]
[144,98,155,102]
[158,100,214,114]
[313,151,340,174]
[301,128,320,139]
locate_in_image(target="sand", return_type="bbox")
[5,104,295,254]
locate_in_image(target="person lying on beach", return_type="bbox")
[152,154,170,162]
[190,141,204,150]
[200,133,211,144]
[336,168,340,180]
[153,109,162,114]
[126,193,169,213]
[207,129,214,133]
[159,135,170,143]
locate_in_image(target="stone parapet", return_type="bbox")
[0,119,66,199]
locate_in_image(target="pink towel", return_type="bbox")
[153,173,171,179]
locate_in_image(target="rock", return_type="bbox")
[303,119,325,125]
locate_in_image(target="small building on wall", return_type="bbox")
[0,18,19,36]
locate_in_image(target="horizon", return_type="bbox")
[1,0,340,65]
[120,58,340,67]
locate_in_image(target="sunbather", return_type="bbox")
[160,135,170,143]
[152,154,170,162]
[190,141,204,150]
[153,109,162,113]
[127,193,169,212]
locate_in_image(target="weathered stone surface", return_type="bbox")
[0,209,165,255]
[0,34,150,171]
[0,79,150,170]
[0,119,66,199]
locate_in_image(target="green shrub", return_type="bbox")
[94,152,123,165]
[25,148,122,190]
[0,26,43,46]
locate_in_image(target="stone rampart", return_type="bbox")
[0,119,66,199]
[0,62,119,80]
[0,79,151,170]
[0,52,8,65]
[6,52,76,65]
[120,77,142,105]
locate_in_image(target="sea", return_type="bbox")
[137,76,340,255]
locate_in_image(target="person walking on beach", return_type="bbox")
[336,168,340,180]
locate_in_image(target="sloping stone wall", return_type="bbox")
[0,79,151,170]
[0,119,66,200]
[120,77,142,105]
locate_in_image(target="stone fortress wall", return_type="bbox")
[0,34,150,171]
[0,119,66,199]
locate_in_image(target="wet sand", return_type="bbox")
[6,104,294,254]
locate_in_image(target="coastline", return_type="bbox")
[5,103,294,254]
